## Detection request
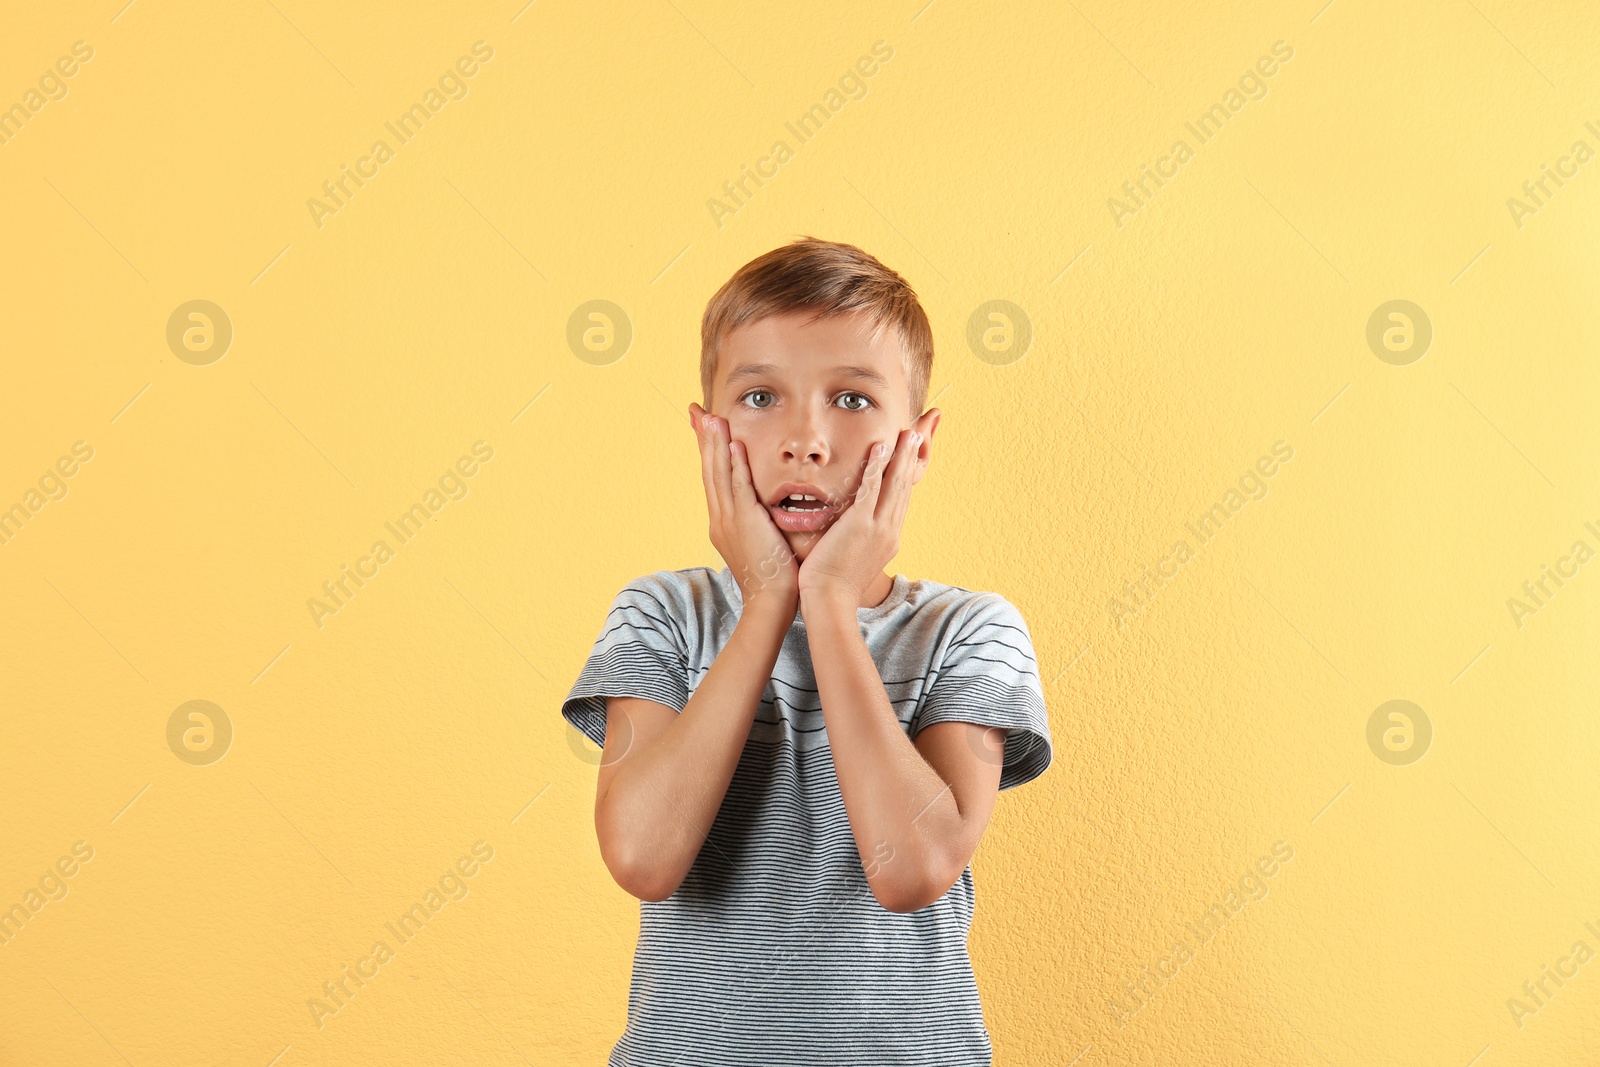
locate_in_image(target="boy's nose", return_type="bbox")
[781,425,828,464]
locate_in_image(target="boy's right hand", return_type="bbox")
[689,402,799,616]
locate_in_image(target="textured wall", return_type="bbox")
[2,1,1597,1064]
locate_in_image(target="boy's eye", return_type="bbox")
[740,390,872,411]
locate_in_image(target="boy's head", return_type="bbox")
[699,236,941,554]
[701,236,934,418]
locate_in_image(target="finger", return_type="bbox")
[731,441,793,580]
[728,438,759,510]
[852,438,892,517]
[871,430,909,523]
[692,406,721,526]
[689,402,707,445]
[883,429,921,528]
[708,416,735,520]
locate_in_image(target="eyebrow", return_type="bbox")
[723,362,891,388]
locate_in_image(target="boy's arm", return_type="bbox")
[802,590,1004,913]
[592,404,803,903]
[593,596,793,902]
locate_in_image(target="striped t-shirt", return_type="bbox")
[561,565,1053,1067]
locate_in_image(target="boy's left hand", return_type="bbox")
[798,427,923,603]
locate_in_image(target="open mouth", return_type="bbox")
[776,493,828,513]
[769,491,836,533]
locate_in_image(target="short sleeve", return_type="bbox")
[560,575,692,749]
[910,593,1053,792]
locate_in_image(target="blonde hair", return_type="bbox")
[700,236,934,419]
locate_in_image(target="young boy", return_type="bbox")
[561,236,1053,1065]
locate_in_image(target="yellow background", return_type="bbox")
[2,0,1598,1064]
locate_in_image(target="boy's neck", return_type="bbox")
[802,571,894,611]
[778,571,895,617]
[861,570,894,609]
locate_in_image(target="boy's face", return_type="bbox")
[709,308,940,561]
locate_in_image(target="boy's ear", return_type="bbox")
[909,408,940,484]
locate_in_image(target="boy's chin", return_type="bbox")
[782,529,823,559]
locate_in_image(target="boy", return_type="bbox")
[561,236,1053,1065]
